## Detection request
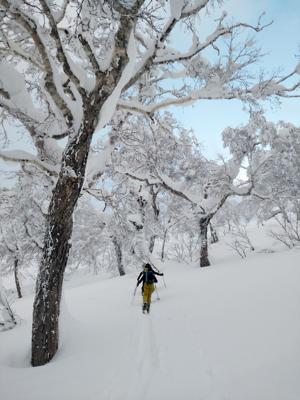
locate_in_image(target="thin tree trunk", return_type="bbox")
[149,235,156,254]
[112,237,125,276]
[31,125,93,367]
[13,257,22,299]
[227,221,231,232]
[209,223,219,244]
[161,229,168,261]
[200,219,210,267]
[149,186,159,255]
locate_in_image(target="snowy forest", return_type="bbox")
[0,1,299,399]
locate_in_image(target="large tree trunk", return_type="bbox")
[112,237,125,276]
[13,257,22,299]
[200,219,210,267]
[31,125,93,367]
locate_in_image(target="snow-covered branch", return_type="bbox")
[119,69,299,114]
[122,169,198,206]
[0,150,59,175]
[154,18,272,65]
[118,88,234,114]
[122,0,209,93]
[0,0,76,128]
[39,0,86,99]
[0,35,44,70]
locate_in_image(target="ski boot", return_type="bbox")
[142,303,147,314]
[146,303,150,314]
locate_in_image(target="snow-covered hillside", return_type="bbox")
[1,237,300,400]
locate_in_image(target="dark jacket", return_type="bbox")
[137,266,163,288]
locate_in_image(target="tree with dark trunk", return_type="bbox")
[13,258,22,299]
[1,0,299,366]
[199,218,210,267]
[161,229,168,261]
[149,186,160,254]
[18,0,145,366]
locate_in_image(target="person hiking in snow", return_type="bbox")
[136,263,164,313]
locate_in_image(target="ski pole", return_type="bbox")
[155,285,160,300]
[162,275,167,288]
[131,285,138,304]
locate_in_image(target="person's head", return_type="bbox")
[144,263,151,271]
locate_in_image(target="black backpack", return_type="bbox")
[144,270,157,284]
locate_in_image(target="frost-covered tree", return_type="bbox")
[0,188,23,298]
[0,276,16,331]
[67,196,107,273]
[104,180,156,269]
[269,125,300,247]
[0,171,47,297]
[0,0,299,365]
[124,111,282,266]
[221,114,300,250]
[222,203,256,259]
[244,123,300,247]
[107,111,190,260]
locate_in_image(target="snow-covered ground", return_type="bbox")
[1,225,300,400]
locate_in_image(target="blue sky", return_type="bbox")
[172,0,300,157]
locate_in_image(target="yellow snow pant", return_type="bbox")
[143,283,155,305]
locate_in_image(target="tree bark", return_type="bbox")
[200,219,210,267]
[31,123,94,367]
[13,257,22,299]
[112,237,125,276]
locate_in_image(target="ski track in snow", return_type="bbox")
[101,275,221,400]
[62,273,221,400]
[102,300,161,400]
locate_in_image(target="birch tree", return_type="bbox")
[0,0,299,366]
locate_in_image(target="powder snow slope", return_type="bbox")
[1,248,300,400]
